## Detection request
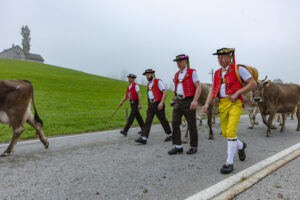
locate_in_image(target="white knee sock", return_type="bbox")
[226,139,237,164]
[237,139,244,150]
[142,136,147,140]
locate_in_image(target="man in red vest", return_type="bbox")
[203,48,256,174]
[135,69,172,144]
[119,74,144,136]
[168,54,202,155]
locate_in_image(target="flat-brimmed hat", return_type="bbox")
[127,74,137,79]
[173,54,189,62]
[143,69,155,75]
[212,48,235,55]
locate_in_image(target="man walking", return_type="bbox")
[203,48,256,174]
[135,69,172,144]
[168,54,201,155]
[119,74,144,136]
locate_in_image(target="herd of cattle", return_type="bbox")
[179,77,300,142]
[0,76,300,156]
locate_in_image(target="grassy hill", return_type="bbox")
[0,58,174,141]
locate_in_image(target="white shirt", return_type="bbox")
[128,83,140,98]
[176,67,199,96]
[148,79,165,100]
[219,66,252,97]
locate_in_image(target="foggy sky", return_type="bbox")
[1,0,300,86]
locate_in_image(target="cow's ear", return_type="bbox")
[264,80,271,87]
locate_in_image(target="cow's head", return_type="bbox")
[253,76,271,102]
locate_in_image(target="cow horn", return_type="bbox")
[262,76,268,82]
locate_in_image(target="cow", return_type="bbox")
[170,83,219,141]
[253,79,300,136]
[242,91,260,129]
[0,80,49,156]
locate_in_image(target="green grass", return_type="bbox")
[0,58,174,142]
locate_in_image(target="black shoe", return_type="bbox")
[137,131,142,135]
[186,147,197,155]
[135,137,147,144]
[120,130,127,136]
[168,147,183,155]
[164,135,172,142]
[220,163,234,174]
[238,142,247,161]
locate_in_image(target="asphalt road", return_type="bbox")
[0,115,299,200]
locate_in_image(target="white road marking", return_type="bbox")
[0,125,160,148]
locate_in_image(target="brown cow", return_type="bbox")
[253,79,300,136]
[242,91,260,129]
[0,80,49,156]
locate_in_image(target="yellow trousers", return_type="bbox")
[219,97,243,138]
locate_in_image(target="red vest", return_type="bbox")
[125,82,138,100]
[147,78,163,102]
[174,68,196,97]
[212,64,243,102]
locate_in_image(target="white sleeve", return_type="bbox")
[158,80,165,91]
[192,70,200,83]
[135,84,140,92]
[239,67,252,82]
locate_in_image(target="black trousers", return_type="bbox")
[123,100,144,132]
[141,101,172,138]
[172,97,198,147]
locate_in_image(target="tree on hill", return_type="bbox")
[273,78,283,83]
[21,25,31,53]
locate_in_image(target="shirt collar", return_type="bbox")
[222,65,229,71]
[180,67,187,73]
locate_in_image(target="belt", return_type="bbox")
[130,99,137,104]
[176,95,193,100]
[149,99,156,103]
[176,95,185,100]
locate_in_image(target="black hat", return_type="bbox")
[212,48,235,55]
[143,69,155,75]
[127,73,137,79]
[173,54,189,62]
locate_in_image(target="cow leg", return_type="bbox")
[182,124,189,143]
[181,119,187,127]
[260,112,268,126]
[212,114,216,125]
[207,111,214,139]
[253,107,259,125]
[280,114,286,132]
[248,113,254,129]
[1,126,24,156]
[27,115,49,148]
[266,113,276,137]
[296,105,300,131]
[199,118,203,126]
[271,114,278,129]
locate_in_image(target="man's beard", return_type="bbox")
[147,77,153,82]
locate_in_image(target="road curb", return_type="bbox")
[185,141,300,200]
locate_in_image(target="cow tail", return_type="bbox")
[28,81,43,127]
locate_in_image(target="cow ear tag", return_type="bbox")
[264,80,271,87]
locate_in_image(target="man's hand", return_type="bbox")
[138,104,142,110]
[158,102,164,110]
[202,104,209,113]
[229,91,240,102]
[190,100,197,110]
[119,101,123,106]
